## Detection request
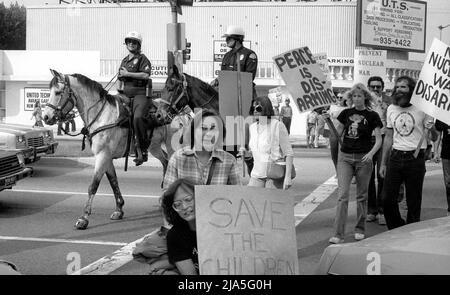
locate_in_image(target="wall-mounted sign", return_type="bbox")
[24,88,50,111]
[356,0,427,53]
[213,40,251,77]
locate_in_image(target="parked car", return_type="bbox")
[0,149,33,192]
[315,216,450,275]
[0,123,58,163]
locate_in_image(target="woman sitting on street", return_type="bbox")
[161,178,200,275]
[326,83,382,244]
[247,96,294,190]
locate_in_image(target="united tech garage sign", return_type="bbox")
[24,88,50,111]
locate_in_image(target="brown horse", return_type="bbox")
[43,69,162,230]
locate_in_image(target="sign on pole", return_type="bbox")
[273,46,337,113]
[196,185,299,275]
[411,38,450,126]
[24,88,50,111]
[353,49,387,86]
[356,0,427,53]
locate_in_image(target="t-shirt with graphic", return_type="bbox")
[386,104,431,151]
[337,108,382,154]
[167,222,199,273]
[436,120,450,159]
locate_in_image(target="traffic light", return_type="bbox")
[183,39,191,64]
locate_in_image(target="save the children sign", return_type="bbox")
[195,185,299,275]
[411,38,450,126]
[273,46,337,113]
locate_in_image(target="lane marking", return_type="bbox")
[0,236,127,247]
[294,175,338,226]
[11,188,161,199]
[71,228,160,275]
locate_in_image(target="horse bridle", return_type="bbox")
[46,75,77,121]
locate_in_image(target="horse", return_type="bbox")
[43,69,163,230]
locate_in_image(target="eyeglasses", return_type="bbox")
[172,195,194,211]
[337,96,344,99]
[254,105,263,113]
[126,40,139,45]
[369,85,382,89]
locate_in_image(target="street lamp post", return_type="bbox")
[438,24,450,41]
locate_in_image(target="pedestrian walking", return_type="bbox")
[247,96,294,190]
[118,31,152,166]
[31,101,44,127]
[280,98,293,134]
[380,76,438,230]
[434,120,450,216]
[314,108,326,148]
[366,76,392,225]
[328,91,348,174]
[327,83,383,244]
[306,109,318,148]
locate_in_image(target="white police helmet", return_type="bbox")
[125,31,142,45]
[222,25,245,38]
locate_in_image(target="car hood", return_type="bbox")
[0,123,46,136]
[317,216,450,275]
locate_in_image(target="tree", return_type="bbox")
[0,2,26,50]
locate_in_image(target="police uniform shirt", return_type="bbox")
[118,53,152,88]
[221,46,258,80]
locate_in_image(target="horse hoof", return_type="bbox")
[75,217,89,230]
[110,211,124,220]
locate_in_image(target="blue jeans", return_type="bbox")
[368,137,384,215]
[334,151,373,239]
[382,149,426,230]
[443,158,450,212]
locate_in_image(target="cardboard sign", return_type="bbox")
[218,71,253,147]
[411,38,450,126]
[273,46,337,113]
[195,185,299,275]
[356,0,427,53]
[313,52,332,84]
[353,49,387,86]
[24,88,50,111]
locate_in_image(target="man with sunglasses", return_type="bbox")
[366,76,392,225]
[118,31,153,166]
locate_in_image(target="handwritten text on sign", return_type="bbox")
[358,0,427,52]
[273,47,336,113]
[411,38,450,126]
[24,88,50,111]
[195,186,299,275]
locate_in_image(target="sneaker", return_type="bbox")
[378,214,386,225]
[329,237,343,244]
[367,214,377,222]
[354,233,365,241]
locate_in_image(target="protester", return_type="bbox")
[117,31,152,166]
[327,83,382,244]
[163,108,241,189]
[280,98,293,134]
[328,91,348,174]
[434,120,450,216]
[314,107,326,148]
[366,76,392,225]
[306,109,318,148]
[31,101,44,127]
[247,96,293,190]
[380,76,438,230]
[161,178,200,275]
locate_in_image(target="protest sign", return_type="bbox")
[273,46,337,113]
[24,88,50,111]
[354,49,387,86]
[313,52,332,85]
[411,38,450,126]
[196,185,299,275]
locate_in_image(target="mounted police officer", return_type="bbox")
[211,25,258,103]
[118,31,152,166]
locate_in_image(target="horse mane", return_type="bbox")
[184,73,218,97]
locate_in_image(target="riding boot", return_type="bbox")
[134,146,145,166]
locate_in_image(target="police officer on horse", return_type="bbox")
[118,31,152,166]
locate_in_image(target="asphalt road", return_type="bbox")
[0,149,447,275]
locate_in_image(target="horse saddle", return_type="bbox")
[112,93,132,128]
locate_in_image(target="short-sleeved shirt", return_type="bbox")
[337,108,383,154]
[167,223,198,271]
[386,104,430,151]
[118,53,151,91]
[162,147,241,189]
[436,120,450,159]
[280,106,292,118]
[221,46,258,81]
[307,111,318,124]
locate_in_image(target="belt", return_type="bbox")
[392,149,424,155]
